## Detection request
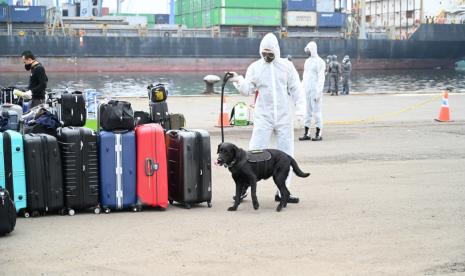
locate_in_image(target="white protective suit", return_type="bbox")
[232,33,306,186]
[302,41,326,130]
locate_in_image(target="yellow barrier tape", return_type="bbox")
[325,94,443,125]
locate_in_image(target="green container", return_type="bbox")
[213,0,282,9]
[175,15,182,25]
[175,0,182,16]
[211,8,281,26]
[84,119,98,132]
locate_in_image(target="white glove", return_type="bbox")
[23,90,32,100]
[13,89,24,97]
[295,115,305,129]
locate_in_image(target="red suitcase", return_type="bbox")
[136,123,168,209]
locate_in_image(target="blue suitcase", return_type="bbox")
[0,130,27,216]
[99,130,137,213]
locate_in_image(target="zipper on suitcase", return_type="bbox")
[40,136,50,211]
[3,132,14,199]
[79,128,85,209]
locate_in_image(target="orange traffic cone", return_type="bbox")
[216,95,231,127]
[435,90,451,122]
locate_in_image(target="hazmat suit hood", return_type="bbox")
[259,33,280,61]
[304,41,319,58]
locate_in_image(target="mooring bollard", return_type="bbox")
[203,75,221,94]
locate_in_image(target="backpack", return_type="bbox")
[0,187,16,236]
[148,83,168,103]
[230,102,250,126]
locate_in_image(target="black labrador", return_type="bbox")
[217,142,310,212]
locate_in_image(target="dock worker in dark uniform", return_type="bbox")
[14,50,48,109]
[328,55,341,96]
[341,55,352,95]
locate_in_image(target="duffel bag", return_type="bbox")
[99,100,134,131]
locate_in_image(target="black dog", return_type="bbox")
[217,142,310,212]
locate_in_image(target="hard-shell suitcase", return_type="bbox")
[23,133,64,216]
[99,130,137,212]
[1,104,22,131]
[165,129,212,208]
[136,123,168,209]
[0,130,27,216]
[0,187,16,235]
[56,127,100,215]
[149,102,170,130]
[58,92,87,127]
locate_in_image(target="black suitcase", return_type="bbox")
[0,187,16,236]
[59,92,86,127]
[23,134,64,216]
[150,102,170,130]
[56,127,100,215]
[165,129,212,208]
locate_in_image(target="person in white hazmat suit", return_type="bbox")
[229,33,306,204]
[299,41,326,141]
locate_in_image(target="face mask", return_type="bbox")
[25,63,32,71]
[262,52,275,63]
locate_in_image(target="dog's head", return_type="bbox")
[217,142,240,167]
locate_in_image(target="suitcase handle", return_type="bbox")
[145,158,157,176]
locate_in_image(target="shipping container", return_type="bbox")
[213,0,282,9]
[0,5,8,23]
[286,11,317,26]
[316,0,334,12]
[211,7,281,26]
[317,12,345,27]
[286,0,316,11]
[9,6,46,23]
[155,14,169,24]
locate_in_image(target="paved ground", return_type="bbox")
[1,93,464,276]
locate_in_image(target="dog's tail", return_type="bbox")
[290,157,310,178]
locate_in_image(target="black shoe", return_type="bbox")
[311,136,322,141]
[233,191,248,201]
[275,194,300,204]
[299,135,311,141]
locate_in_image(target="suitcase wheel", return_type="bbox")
[207,202,212,208]
[104,208,111,214]
[168,199,173,205]
[94,207,101,215]
[31,211,41,217]
[185,204,191,209]
[59,209,67,216]
[22,210,30,218]
[132,206,138,212]
[68,209,75,216]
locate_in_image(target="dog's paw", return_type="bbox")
[227,206,237,211]
[253,202,259,210]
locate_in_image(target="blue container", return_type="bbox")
[9,6,46,23]
[318,12,345,27]
[0,5,8,22]
[155,14,169,24]
[287,0,316,11]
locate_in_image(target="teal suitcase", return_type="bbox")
[0,130,28,216]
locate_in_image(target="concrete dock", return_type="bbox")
[1,92,464,275]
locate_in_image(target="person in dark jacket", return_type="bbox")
[328,55,341,96]
[14,50,48,109]
[341,55,352,95]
